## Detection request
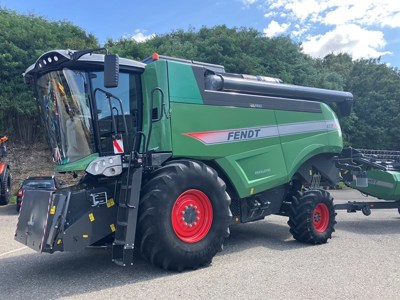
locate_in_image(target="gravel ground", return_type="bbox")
[0,189,399,300]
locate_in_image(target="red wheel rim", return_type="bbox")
[171,189,213,243]
[312,203,330,232]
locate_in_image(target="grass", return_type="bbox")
[8,195,16,204]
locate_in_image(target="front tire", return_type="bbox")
[137,160,231,271]
[288,189,336,244]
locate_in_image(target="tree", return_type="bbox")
[0,8,98,142]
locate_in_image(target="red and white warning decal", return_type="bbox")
[184,120,340,145]
[113,138,124,154]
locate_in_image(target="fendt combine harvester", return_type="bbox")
[15,49,399,271]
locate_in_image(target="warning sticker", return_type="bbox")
[107,198,115,208]
[50,205,56,215]
[110,224,116,233]
[89,213,95,222]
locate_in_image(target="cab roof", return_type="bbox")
[24,49,145,81]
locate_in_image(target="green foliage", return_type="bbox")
[346,60,400,149]
[0,8,98,142]
[1,9,400,150]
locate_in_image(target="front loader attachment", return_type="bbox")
[15,186,118,253]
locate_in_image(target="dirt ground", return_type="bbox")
[5,142,77,194]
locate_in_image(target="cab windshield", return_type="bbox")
[37,68,94,164]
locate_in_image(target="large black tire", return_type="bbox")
[137,160,231,271]
[288,189,336,244]
[0,167,11,206]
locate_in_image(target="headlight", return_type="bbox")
[86,155,122,177]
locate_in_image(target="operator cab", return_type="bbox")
[24,50,145,168]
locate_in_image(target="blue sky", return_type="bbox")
[1,0,399,68]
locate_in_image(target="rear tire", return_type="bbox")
[288,189,336,244]
[0,168,11,206]
[137,160,231,271]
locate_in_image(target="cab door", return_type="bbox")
[90,71,142,155]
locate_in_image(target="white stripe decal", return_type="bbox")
[184,120,340,145]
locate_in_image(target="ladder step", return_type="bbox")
[113,239,125,245]
[113,258,126,267]
[112,244,135,267]
[112,165,142,267]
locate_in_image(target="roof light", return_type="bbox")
[152,53,159,61]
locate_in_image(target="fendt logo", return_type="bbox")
[184,120,339,145]
[227,129,261,141]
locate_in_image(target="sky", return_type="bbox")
[1,0,399,68]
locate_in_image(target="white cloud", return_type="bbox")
[264,11,277,18]
[124,29,155,43]
[292,27,308,37]
[282,0,326,21]
[322,1,400,28]
[302,24,391,59]
[252,0,400,60]
[262,0,400,29]
[263,20,290,37]
[241,0,259,7]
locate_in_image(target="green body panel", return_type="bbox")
[169,99,342,198]
[348,170,400,201]
[170,103,289,196]
[141,61,172,151]
[276,104,342,181]
[54,153,99,172]
[216,147,288,196]
[167,62,203,104]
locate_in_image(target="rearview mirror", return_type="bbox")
[104,54,119,88]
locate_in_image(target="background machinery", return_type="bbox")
[0,135,11,206]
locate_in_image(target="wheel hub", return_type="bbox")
[313,213,321,222]
[171,189,213,243]
[182,205,200,225]
[312,203,330,233]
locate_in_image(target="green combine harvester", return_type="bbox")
[15,49,399,271]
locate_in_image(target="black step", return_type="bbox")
[113,259,126,267]
[112,166,143,267]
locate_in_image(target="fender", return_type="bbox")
[0,163,10,196]
[295,154,340,185]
